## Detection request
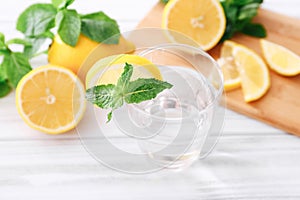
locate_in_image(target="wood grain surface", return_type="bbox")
[137,2,300,136]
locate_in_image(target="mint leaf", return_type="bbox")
[242,23,266,38]
[231,0,263,6]
[52,0,75,9]
[86,63,173,122]
[107,111,113,123]
[86,84,116,109]
[86,84,123,123]
[6,38,32,47]
[0,50,9,55]
[16,4,57,37]
[0,81,11,97]
[0,63,7,82]
[116,62,133,91]
[81,11,120,44]
[238,3,260,21]
[0,32,5,49]
[125,78,172,104]
[56,9,81,46]
[0,34,32,99]
[0,32,4,42]
[23,37,47,58]
[3,52,32,88]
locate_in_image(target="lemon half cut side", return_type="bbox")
[162,0,226,51]
[16,65,86,134]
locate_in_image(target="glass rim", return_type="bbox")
[128,43,224,120]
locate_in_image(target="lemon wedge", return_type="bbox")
[260,39,300,76]
[218,40,241,91]
[232,41,270,102]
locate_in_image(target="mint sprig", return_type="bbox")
[86,63,173,122]
[0,32,32,97]
[16,0,121,58]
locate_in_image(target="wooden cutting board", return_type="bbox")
[137,2,300,136]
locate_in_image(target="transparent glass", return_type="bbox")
[128,43,224,170]
[80,29,225,173]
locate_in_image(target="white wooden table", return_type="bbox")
[1,0,300,199]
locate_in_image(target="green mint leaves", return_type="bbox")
[16,0,121,58]
[16,4,57,37]
[52,0,75,9]
[161,0,266,41]
[56,9,81,46]
[16,4,57,58]
[0,32,32,97]
[81,12,120,44]
[0,81,12,98]
[86,63,173,122]
[2,52,32,88]
[220,0,266,41]
[240,23,266,38]
[0,0,122,99]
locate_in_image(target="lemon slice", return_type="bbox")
[162,0,226,51]
[16,65,86,134]
[86,54,162,88]
[232,42,270,102]
[260,39,300,76]
[218,40,241,91]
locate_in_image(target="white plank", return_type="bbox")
[0,134,300,199]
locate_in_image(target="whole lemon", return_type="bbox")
[48,34,135,75]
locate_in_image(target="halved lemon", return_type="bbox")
[232,42,270,102]
[86,54,162,88]
[162,0,226,51]
[260,39,300,76]
[218,40,241,91]
[16,65,86,134]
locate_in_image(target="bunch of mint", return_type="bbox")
[0,0,121,98]
[220,0,266,41]
[17,0,121,58]
[86,63,173,122]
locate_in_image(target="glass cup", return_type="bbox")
[127,43,224,170]
[79,29,225,173]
